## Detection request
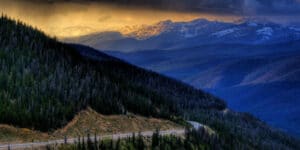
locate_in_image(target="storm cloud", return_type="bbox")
[16,0,300,15]
[1,0,299,37]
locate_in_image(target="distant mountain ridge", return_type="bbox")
[64,19,300,52]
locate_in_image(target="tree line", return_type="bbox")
[50,128,221,150]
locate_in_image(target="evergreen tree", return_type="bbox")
[87,133,93,150]
[115,138,121,150]
[94,134,98,150]
[151,129,160,149]
[136,132,145,150]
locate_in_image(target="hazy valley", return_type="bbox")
[66,19,300,138]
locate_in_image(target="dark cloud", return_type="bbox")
[245,0,300,14]
[8,0,300,15]
[13,0,245,14]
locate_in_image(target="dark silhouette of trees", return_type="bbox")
[151,129,160,149]
[55,130,215,150]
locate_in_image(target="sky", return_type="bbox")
[13,0,300,14]
[1,0,299,37]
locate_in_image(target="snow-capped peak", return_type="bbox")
[123,20,173,40]
[247,22,258,27]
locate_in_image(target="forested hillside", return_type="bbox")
[0,14,225,130]
[0,15,299,149]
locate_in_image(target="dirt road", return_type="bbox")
[0,129,185,150]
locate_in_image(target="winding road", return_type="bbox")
[0,129,185,150]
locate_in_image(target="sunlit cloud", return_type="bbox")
[0,0,238,37]
[1,0,299,38]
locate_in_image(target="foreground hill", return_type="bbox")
[0,15,299,149]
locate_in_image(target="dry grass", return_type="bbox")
[52,107,182,137]
[0,125,49,144]
[0,108,182,144]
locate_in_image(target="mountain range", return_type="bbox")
[65,19,300,138]
[64,19,300,52]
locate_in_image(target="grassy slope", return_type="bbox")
[0,125,49,144]
[53,108,182,137]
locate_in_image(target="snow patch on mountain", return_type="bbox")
[256,27,273,40]
[257,27,273,36]
[212,28,239,37]
[123,20,173,40]
[289,27,300,32]
[247,22,258,27]
[180,25,198,38]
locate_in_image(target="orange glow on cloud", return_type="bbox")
[0,1,238,38]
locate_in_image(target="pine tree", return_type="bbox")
[87,133,93,150]
[115,138,121,150]
[151,129,160,149]
[94,134,98,150]
[136,132,145,150]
